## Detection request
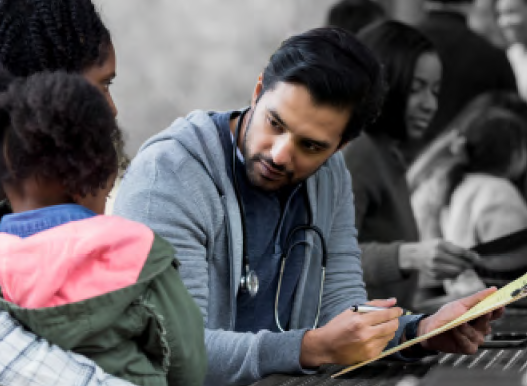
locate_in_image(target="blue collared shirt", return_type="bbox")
[0,204,96,238]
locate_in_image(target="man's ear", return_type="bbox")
[251,73,264,107]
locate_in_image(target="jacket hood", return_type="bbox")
[140,110,231,195]
[0,216,155,308]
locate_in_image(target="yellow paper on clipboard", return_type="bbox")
[332,272,527,378]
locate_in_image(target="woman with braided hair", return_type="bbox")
[0,0,124,170]
[0,0,118,115]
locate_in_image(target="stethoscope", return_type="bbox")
[232,107,328,331]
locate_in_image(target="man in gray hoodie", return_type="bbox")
[114,27,502,386]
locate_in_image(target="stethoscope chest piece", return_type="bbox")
[240,263,259,297]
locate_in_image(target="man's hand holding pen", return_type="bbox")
[300,298,403,367]
[350,304,413,316]
[300,288,505,368]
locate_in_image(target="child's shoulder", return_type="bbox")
[73,215,151,235]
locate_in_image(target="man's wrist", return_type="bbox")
[300,329,331,368]
[404,314,438,357]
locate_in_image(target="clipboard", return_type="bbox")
[332,272,527,378]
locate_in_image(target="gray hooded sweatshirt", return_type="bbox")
[114,110,422,386]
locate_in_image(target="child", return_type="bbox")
[412,93,527,246]
[0,70,206,386]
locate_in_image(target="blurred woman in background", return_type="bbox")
[342,20,477,309]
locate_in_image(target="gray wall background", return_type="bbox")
[93,1,338,156]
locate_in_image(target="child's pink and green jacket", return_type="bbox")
[0,215,206,386]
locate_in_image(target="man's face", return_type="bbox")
[241,81,352,192]
[497,0,527,45]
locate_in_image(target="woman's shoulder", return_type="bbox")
[341,134,384,171]
[343,133,378,154]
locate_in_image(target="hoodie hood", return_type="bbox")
[140,110,231,196]
[0,215,155,309]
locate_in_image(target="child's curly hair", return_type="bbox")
[0,70,122,198]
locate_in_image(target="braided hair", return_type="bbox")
[0,70,120,198]
[0,0,111,76]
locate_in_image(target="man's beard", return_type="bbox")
[241,111,296,192]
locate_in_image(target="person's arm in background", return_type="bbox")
[340,141,408,286]
[343,146,477,286]
[0,312,134,386]
[347,155,410,286]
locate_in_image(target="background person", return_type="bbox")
[412,92,527,247]
[342,20,478,309]
[326,0,386,34]
[417,0,517,151]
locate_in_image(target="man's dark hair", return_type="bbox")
[358,20,437,140]
[0,0,111,76]
[0,70,121,197]
[326,0,386,34]
[261,27,386,144]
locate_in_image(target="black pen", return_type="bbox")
[350,305,413,316]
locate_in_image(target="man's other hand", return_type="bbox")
[418,287,504,354]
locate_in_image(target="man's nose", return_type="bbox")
[270,134,293,166]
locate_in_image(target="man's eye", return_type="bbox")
[267,116,281,129]
[303,142,321,152]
